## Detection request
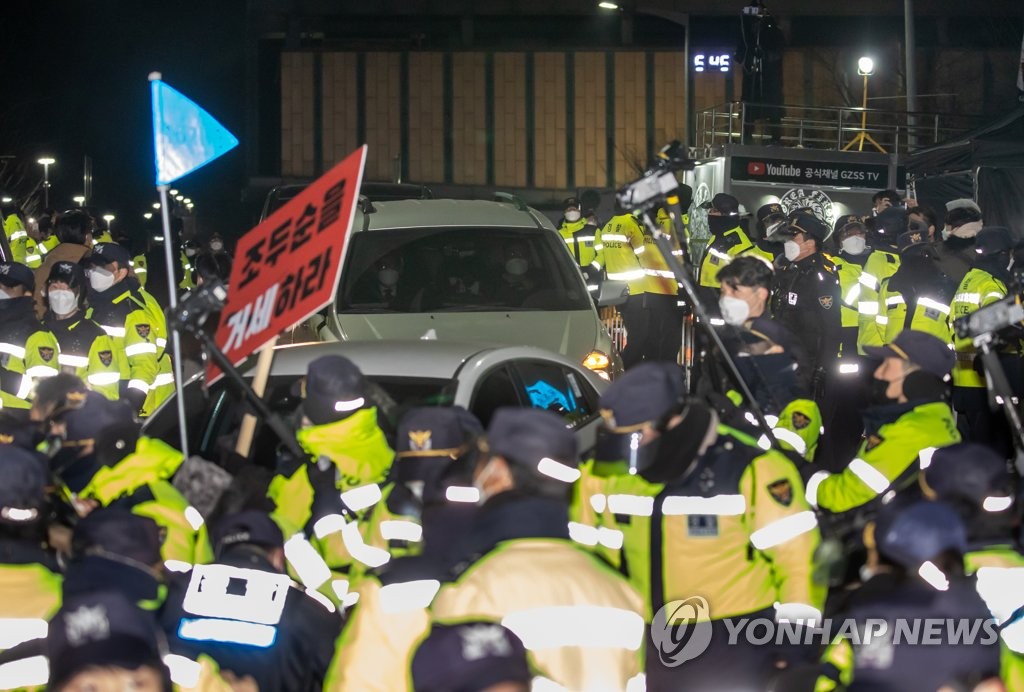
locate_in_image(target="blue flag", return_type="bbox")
[151,75,238,186]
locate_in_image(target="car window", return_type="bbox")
[469,366,522,427]
[510,361,597,429]
[145,373,454,469]
[338,227,590,313]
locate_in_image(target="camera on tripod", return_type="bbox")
[169,279,228,333]
[615,141,694,212]
[953,269,1024,341]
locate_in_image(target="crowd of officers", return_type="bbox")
[0,191,1019,692]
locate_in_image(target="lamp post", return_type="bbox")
[72,195,86,206]
[102,214,115,234]
[843,57,886,153]
[37,157,55,209]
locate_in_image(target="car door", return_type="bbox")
[507,360,603,457]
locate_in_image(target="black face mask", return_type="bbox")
[902,370,948,402]
[869,377,900,406]
[708,215,739,235]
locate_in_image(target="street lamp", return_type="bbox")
[182,198,192,205]
[0,197,12,204]
[143,212,153,220]
[72,195,86,206]
[102,214,115,231]
[169,189,179,196]
[152,203,161,210]
[175,195,184,202]
[598,1,620,9]
[37,157,55,209]
[843,56,886,153]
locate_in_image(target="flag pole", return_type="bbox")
[157,183,190,460]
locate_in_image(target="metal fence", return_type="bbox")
[696,102,979,154]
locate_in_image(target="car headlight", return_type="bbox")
[583,350,611,378]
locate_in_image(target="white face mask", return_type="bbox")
[89,267,116,292]
[718,295,751,326]
[941,226,951,241]
[48,289,78,315]
[505,258,529,276]
[841,236,867,256]
[378,268,400,287]
[783,240,802,262]
[210,241,224,252]
[564,210,581,223]
[473,459,499,505]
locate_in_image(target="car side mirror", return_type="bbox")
[596,280,630,307]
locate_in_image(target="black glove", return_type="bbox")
[124,387,147,414]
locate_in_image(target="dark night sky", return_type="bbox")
[3,1,248,240]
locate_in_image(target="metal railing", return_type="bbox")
[696,102,980,154]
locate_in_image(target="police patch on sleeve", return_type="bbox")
[38,347,54,362]
[135,324,151,340]
[818,296,834,309]
[99,351,113,367]
[767,479,793,507]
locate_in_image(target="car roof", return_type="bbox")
[243,339,596,382]
[357,199,554,232]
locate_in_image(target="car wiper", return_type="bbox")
[337,307,404,314]
[432,304,534,312]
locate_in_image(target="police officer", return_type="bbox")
[24,214,60,270]
[180,239,200,290]
[876,222,957,345]
[923,443,1024,687]
[0,444,61,679]
[714,256,821,460]
[411,621,532,692]
[770,211,842,401]
[593,363,823,690]
[429,408,645,691]
[857,206,905,353]
[62,508,166,611]
[951,226,1019,454]
[267,355,393,600]
[45,390,213,570]
[84,242,168,416]
[0,261,58,410]
[40,261,123,401]
[557,196,602,284]
[752,202,788,262]
[165,511,341,691]
[357,407,482,573]
[816,501,1002,691]
[936,198,985,287]
[47,590,235,691]
[2,202,29,265]
[34,210,94,318]
[697,193,757,305]
[634,206,686,364]
[595,208,648,368]
[805,330,960,517]
[323,407,483,692]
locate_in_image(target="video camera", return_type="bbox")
[615,141,694,213]
[169,279,228,333]
[953,293,1024,341]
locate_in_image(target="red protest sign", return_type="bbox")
[209,145,366,382]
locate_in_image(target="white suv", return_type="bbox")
[307,195,624,379]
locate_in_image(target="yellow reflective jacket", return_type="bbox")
[966,546,1024,690]
[856,250,900,353]
[952,268,1007,389]
[589,426,823,621]
[698,224,755,289]
[559,219,601,271]
[806,401,960,514]
[4,214,28,264]
[80,436,213,567]
[596,215,646,293]
[431,538,645,691]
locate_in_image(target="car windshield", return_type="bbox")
[338,227,591,313]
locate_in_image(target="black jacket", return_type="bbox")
[770,253,842,376]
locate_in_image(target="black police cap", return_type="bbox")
[396,406,482,459]
[974,226,1014,257]
[301,354,369,425]
[411,622,531,692]
[72,508,163,567]
[87,242,134,268]
[924,442,1013,510]
[782,211,830,244]
[897,225,929,254]
[874,500,966,570]
[486,408,578,479]
[563,197,581,210]
[214,510,284,554]
[48,591,166,689]
[0,261,35,292]
[863,329,955,379]
[756,203,786,226]
[599,362,684,430]
[47,260,86,290]
[0,445,48,522]
[833,214,867,238]
[703,193,740,215]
